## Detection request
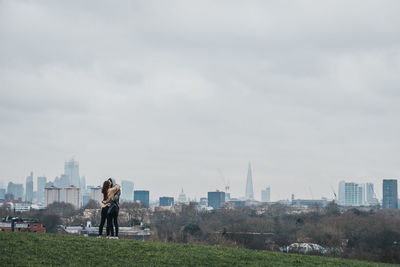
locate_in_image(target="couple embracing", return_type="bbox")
[98,178,121,239]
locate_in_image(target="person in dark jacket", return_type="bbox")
[98,180,111,238]
[104,178,121,239]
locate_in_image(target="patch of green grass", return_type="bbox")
[0,232,394,266]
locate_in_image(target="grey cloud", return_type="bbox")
[1,1,400,200]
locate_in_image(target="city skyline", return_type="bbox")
[0,159,397,203]
[1,1,400,201]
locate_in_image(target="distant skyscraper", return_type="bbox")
[134,190,150,207]
[25,172,34,203]
[45,186,61,206]
[261,186,271,202]
[245,162,254,200]
[37,176,47,204]
[159,197,174,207]
[382,179,398,209]
[121,180,134,202]
[344,182,364,206]
[338,181,345,205]
[90,186,103,206]
[0,189,5,200]
[80,176,86,190]
[7,182,24,201]
[178,189,187,203]
[64,159,80,187]
[208,191,225,210]
[365,183,379,206]
[64,186,81,209]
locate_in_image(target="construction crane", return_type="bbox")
[217,168,230,200]
[308,186,314,200]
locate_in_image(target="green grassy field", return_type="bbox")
[0,232,396,266]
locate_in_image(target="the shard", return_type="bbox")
[245,162,254,200]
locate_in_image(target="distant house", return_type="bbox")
[0,217,46,233]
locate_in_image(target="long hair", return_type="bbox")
[101,180,110,201]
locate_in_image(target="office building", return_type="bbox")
[64,187,81,209]
[382,179,398,209]
[80,176,86,191]
[365,183,379,206]
[121,180,134,202]
[0,188,5,200]
[82,194,91,206]
[37,176,47,204]
[64,159,80,187]
[7,182,24,201]
[25,172,34,203]
[159,197,174,207]
[134,190,149,207]
[344,182,364,206]
[338,181,345,205]
[261,186,271,202]
[208,191,225,210]
[245,162,254,200]
[90,186,103,206]
[45,186,61,206]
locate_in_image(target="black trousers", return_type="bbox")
[107,205,119,237]
[98,206,109,236]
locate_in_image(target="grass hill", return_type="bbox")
[0,232,395,266]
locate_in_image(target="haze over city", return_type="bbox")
[1,1,400,201]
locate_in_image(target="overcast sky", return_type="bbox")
[1,1,400,201]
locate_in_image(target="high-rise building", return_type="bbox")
[134,190,150,207]
[159,197,174,207]
[382,179,398,209]
[45,186,61,206]
[178,189,187,203]
[25,172,34,203]
[64,187,81,209]
[338,181,345,205]
[344,182,364,206]
[7,182,24,201]
[261,186,271,202]
[208,191,225,210]
[82,194,91,206]
[0,188,5,200]
[37,176,47,204]
[64,159,80,187]
[365,183,379,206]
[245,162,254,200]
[121,180,134,202]
[80,176,86,191]
[90,186,103,206]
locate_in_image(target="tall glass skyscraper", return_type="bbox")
[64,159,80,187]
[121,180,134,202]
[245,162,254,200]
[37,176,47,204]
[25,171,34,203]
[382,179,398,209]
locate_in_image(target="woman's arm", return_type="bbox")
[108,184,120,195]
[106,184,121,200]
